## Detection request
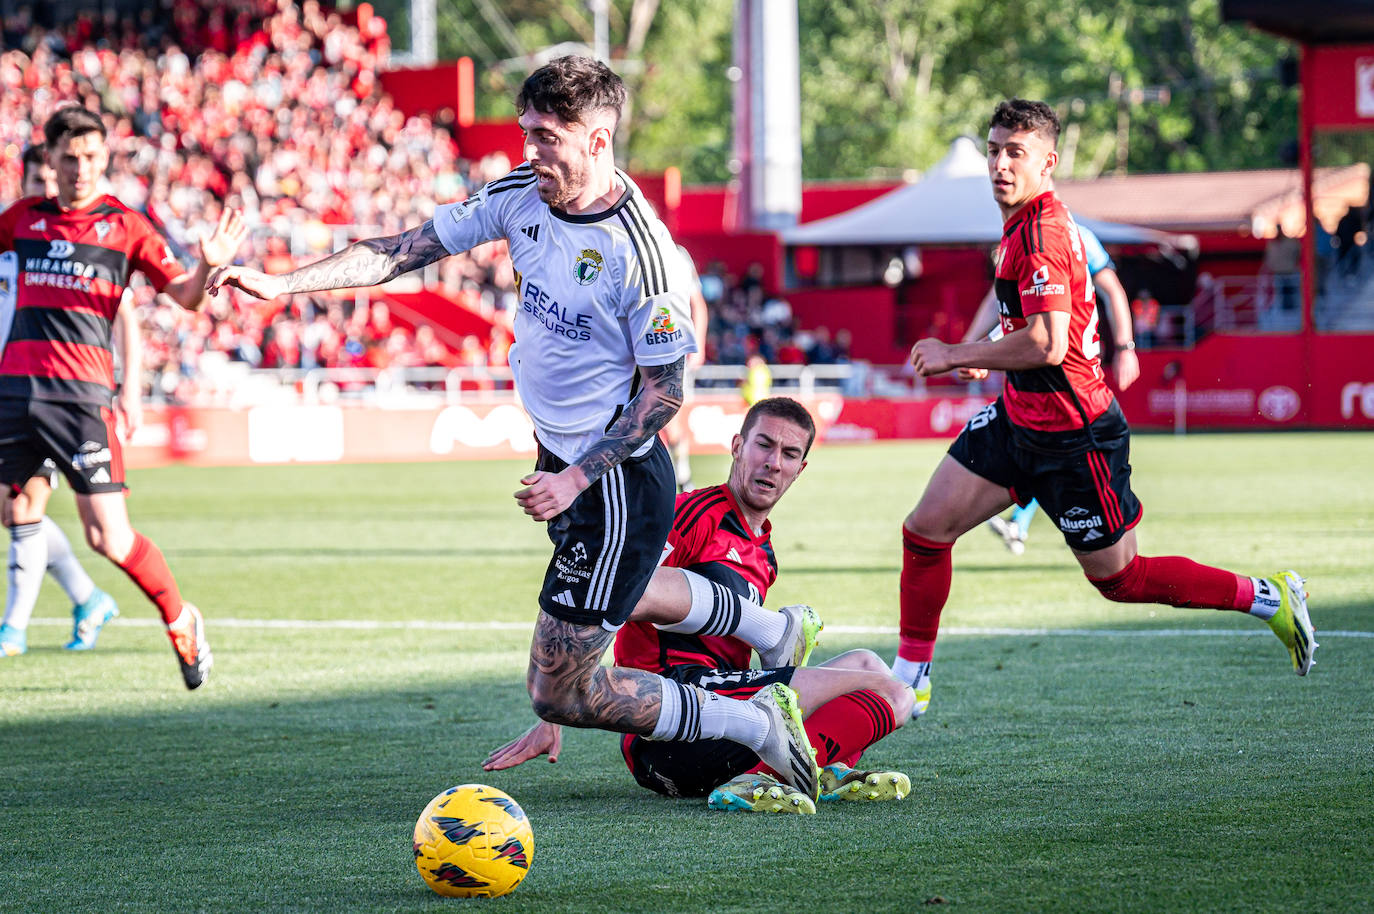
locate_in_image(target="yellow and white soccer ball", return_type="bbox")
[412,784,534,898]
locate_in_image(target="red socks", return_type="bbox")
[750,689,898,777]
[118,532,184,623]
[898,527,954,663]
[804,689,899,769]
[1088,554,1250,610]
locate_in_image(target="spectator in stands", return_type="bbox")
[741,353,772,406]
[1131,289,1160,348]
[775,332,806,366]
[413,325,451,368]
[806,326,838,364]
[699,261,726,306]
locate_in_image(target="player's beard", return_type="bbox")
[534,160,588,209]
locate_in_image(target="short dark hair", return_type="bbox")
[989,98,1060,147]
[740,397,817,457]
[21,144,45,175]
[43,106,106,149]
[515,55,626,128]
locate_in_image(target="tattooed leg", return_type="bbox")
[527,611,664,735]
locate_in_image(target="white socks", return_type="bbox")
[655,569,788,653]
[892,657,931,687]
[42,517,95,606]
[4,523,47,630]
[648,678,769,751]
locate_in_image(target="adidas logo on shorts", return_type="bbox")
[552,590,576,607]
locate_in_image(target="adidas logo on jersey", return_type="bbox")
[552,590,576,607]
[30,218,46,232]
[726,547,742,564]
[521,224,540,241]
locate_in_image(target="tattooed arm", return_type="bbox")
[513,357,685,523]
[206,221,450,300]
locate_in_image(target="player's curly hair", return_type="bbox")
[43,105,106,149]
[989,98,1060,147]
[516,55,627,128]
[741,397,817,457]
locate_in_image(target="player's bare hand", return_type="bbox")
[957,366,990,381]
[199,207,249,268]
[514,467,587,522]
[208,265,287,301]
[910,338,957,376]
[1114,348,1140,391]
[482,721,562,771]
[116,386,143,440]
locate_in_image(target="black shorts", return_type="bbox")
[536,437,675,630]
[0,397,125,495]
[620,664,797,798]
[947,397,1142,552]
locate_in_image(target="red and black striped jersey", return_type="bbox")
[994,191,1115,433]
[614,483,778,673]
[0,195,184,404]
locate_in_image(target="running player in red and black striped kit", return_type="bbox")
[0,107,247,688]
[894,99,1315,717]
[486,398,914,812]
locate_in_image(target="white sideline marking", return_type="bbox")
[27,618,1374,638]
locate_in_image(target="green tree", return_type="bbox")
[374,0,1298,181]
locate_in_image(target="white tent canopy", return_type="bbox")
[781,137,1191,249]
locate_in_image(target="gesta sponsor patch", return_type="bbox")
[644,305,683,346]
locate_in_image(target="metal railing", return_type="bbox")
[160,361,931,408]
[1190,274,1301,339]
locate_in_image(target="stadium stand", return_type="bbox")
[0,1,846,408]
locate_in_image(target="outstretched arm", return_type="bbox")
[208,220,450,301]
[514,357,685,522]
[163,208,249,311]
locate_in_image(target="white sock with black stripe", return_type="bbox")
[4,522,47,631]
[655,569,741,636]
[655,569,789,652]
[647,680,769,750]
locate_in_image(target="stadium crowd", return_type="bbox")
[696,260,850,369]
[0,0,849,404]
[0,0,520,401]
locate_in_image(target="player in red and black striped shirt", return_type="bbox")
[0,107,247,688]
[894,99,1315,718]
[0,143,141,658]
[486,398,914,810]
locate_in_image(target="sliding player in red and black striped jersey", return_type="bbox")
[894,99,1315,720]
[485,398,914,812]
[0,107,247,688]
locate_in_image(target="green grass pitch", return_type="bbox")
[1,432,1371,913]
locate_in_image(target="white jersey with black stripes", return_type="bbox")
[433,165,697,463]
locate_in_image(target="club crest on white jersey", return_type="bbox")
[432,165,697,462]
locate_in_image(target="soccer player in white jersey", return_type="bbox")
[0,145,129,656]
[209,56,820,800]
